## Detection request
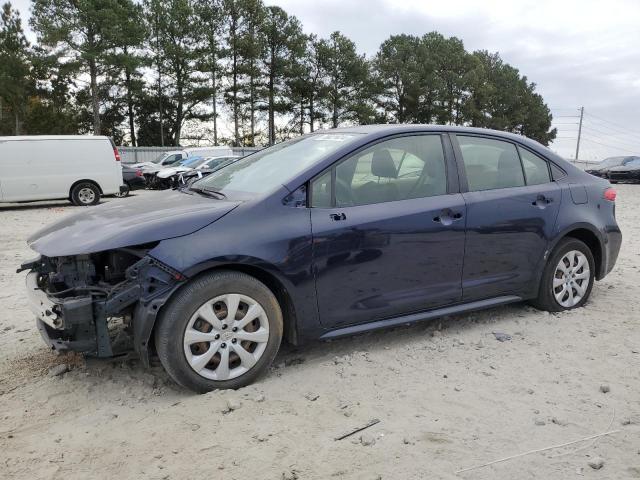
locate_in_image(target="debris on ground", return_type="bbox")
[588,457,605,470]
[492,332,512,342]
[47,364,69,377]
[335,419,381,441]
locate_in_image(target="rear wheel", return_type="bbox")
[155,271,283,393]
[532,238,595,312]
[115,182,130,197]
[70,182,100,206]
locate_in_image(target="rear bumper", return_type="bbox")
[608,172,640,182]
[127,177,146,189]
[601,226,622,278]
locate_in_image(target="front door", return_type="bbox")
[310,134,466,329]
[452,134,562,300]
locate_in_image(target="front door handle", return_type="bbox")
[329,212,347,221]
[532,195,553,208]
[433,209,463,226]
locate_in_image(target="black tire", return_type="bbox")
[154,270,283,393]
[115,182,130,198]
[70,182,100,206]
[531,237,595,312]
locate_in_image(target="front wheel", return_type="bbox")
[532,238,595,312]
[154,271,283,392]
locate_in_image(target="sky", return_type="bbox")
[11,0,640,160]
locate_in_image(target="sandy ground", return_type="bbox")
[0,187,639,480]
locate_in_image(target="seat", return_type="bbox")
[496,150,525,188]
[355,150,399,204]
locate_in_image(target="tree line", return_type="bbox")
[0,0,557,147]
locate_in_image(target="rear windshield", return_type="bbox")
[193,133,362,195]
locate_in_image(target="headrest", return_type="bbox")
[371,150,398,178]
[498,150,520,170]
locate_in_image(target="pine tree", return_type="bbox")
[0,2,32,135]
[318,31,369,128]
[32,0,142,135]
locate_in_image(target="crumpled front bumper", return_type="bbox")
[25,271,103,355]
[22,255,186,364]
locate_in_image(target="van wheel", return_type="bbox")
[155,271,283,393]
[71,182,100,206]
[531,238,595,312]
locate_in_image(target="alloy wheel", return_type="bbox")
[183,293,270,381]
[553,250,591,308]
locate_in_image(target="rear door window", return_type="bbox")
[457,136,525,191]
[518,147,551,185]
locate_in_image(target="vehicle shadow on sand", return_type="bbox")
[3,301,536,397]
[0,193,139,212]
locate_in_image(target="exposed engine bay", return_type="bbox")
[19,245,185,365]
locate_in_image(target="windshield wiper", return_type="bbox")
[189,186,226,199]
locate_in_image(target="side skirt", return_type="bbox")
[319,295,522,340]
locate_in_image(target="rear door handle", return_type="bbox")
[329,212,347,221]
[532,195,553,208]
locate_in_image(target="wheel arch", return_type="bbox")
[148,259,301,352]
[69,178,104,197]
[197,263,300,346]
[551,224,605,279]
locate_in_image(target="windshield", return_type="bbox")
[179,156,204,167]
[599,156,626,168]
[152,152,171,164]
[192,133,362,195]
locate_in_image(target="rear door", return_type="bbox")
[310,133,466,330]
[452,134,561,301]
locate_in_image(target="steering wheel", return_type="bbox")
[335,177,356,207]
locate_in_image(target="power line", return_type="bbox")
[580,137,639,155]
[583,117,636,137]
[580,126,640,150]
[583,112,640,137]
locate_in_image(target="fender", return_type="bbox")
[544,222,607,281]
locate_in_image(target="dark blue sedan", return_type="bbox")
[21,125,622,392]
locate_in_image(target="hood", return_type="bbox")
[130,162,156,169]
[28,190,240,256]
[157,166,192,178]
[609,164,640,172]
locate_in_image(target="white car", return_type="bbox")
[130,146,233,171]
[0,135,124,206]
[156,155,240,179]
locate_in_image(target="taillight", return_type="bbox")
[113,147,121,162]
[135,169,143,177]
[604,187,616,202]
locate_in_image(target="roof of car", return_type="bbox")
[0,135,111,141]
[319,124,527,139]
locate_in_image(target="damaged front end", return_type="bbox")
[19,247,186,366]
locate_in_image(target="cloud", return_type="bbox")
[269,0,640,159]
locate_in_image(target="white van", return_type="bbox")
[0,135,124,206]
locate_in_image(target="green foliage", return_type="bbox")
[3,0,556,146]
[318,31,371,128]
[0,2,32,134]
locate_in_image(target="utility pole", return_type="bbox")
[575,106,584,160]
